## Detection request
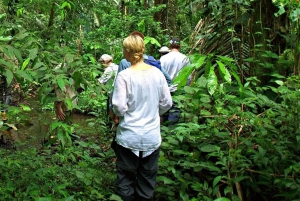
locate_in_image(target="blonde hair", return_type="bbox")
[123,35,145,64]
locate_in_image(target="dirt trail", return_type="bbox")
[1,97,96,150]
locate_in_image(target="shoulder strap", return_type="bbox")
[146,55,156,61]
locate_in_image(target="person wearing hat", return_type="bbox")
[52,57,80,144]
[160,38,190,81]
[160,38,190,125]
[158,46,170,58]
[97,54,118,85]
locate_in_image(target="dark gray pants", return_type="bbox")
[115,144,159,201]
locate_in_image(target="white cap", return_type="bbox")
[159,46,170,53]
[99,54,113,62]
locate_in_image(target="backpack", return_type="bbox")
[143,55,161,70]
[143,54,172,86]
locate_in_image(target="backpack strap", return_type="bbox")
[143,54,156,61]
[146,55,156,61]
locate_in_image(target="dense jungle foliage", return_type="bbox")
[1,0,300,200]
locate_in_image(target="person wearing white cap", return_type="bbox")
[158,46,170,58]
[160,38,190,81]
[97,54,118,85]
[160,38,190,125]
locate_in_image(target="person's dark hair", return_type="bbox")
[169,38,180,49]
[160,52,169,56]
[130,31,145,40]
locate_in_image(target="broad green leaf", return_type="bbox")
[156,176,174,184]
[63,196,75,201]
[16,69,33,81]
[179,190,189,201]
[207,65,217,95]
[274,5,285,17]
[195,55,207,69]
[230,176,249,183]
[224,186,231,195]
[200,144,219,152]
[230,71,244,94]
[173,149,189,155]
[50,122,62,130]
[1,45,14,59]
[19,104,31,112]
[14,31,29,40]
[75,171,85,179]
[204,55,212,75]
[61,1,71,9]
[0,36,12,41]
[195,162,221,173]
[21,58,31,70]
[271,73,285,79]
[137,19,145,33]
[32,60,43,69]
[275,80,283,86]
[214,198,231,201]
[144,36,160,47]
[196,75,207,87]
[213,176,222,187]
[261,51,279,59]
[176,135,183,142]
[110,194,123,201]
[73,71,84,89]
[173,64,194,89]
[217,60,231,84]
[12,48,22,64]
[57,129,66,149]
[217,55,235,62]
[92,71,98,78]
[183,86,196,94]
[0,13,6,19]
[0,58,14,69]
[88,55,96,65]
[57,78,65,91]
[88,122,95,127]
[29,48,38,60]
[4,69,13,86]
[200,110,211,115]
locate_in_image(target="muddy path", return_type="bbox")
[1,96,99,150]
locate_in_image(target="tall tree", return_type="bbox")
[154,0,168,31]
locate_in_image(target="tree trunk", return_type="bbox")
[248,0,288,83]
[48,3,55,27]
[294,21,300,75]
[120,0,126,15]
[154,0,168,31]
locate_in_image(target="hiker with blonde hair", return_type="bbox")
[111,34,172,201]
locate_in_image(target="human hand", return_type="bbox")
[169,84,178,92]
[56,106,66,121]
[109,109,119,124]
[113,116,119,124]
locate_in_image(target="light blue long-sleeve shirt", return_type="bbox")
[112,67,172,157]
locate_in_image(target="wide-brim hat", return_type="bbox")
[159,46,171,53]
[99,54,113,63]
